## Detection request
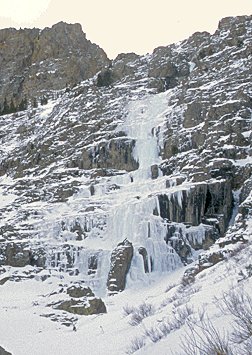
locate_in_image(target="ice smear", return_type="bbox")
[229,188,241,226]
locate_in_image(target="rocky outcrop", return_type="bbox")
[182,250,228,285]
[0,242,31,267]
[164,223,220,264]
[0,242,46,268]
[157,180,233,263]
[55,297,106,316]
[77,138,139,172]
[96,52,141,87]
[158,180,233,235]
[50,283,106,316]
[0,22,110,112]
[107,239,133,294]
[240,177,252,203]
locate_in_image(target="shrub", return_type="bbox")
[144,326,163,343]
[160,294,177,308]
[165,283,176,293]
[123,304,135,317]
[218,289,252,347]
[126,336,146,354]
[174,304,194,326]
[179,289,252,355]
[180,317,233,355]
[128,302,155,326]
[144,305,194,344]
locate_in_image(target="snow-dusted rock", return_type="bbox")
[107,239,133,295]
[55,297,106,316]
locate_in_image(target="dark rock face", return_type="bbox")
[0,242,46,268]
[158,187,205,226]
[151,164,159,179]
[158,181,233,235]
[158,180,233,263]
[97,69,114,87]
[0,346,12,355]
[0,22,109,112]
[240,177,252,203]
[107,239,133,294]
[138,247,149,273]
[0,243,31,267]
[77,138,139,171]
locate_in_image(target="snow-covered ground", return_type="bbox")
[0,234,251,355]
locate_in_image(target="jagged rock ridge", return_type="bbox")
[0,21,110,113]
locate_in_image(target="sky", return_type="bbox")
[0,0,252,58]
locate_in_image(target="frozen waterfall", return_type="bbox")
[42,91,182,294]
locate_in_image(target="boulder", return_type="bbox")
[55,297,106,316]
[182,250,228,285]
[107,239,133,294]
[66,285,94,298]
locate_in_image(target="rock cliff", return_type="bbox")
[0,22,109,113]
